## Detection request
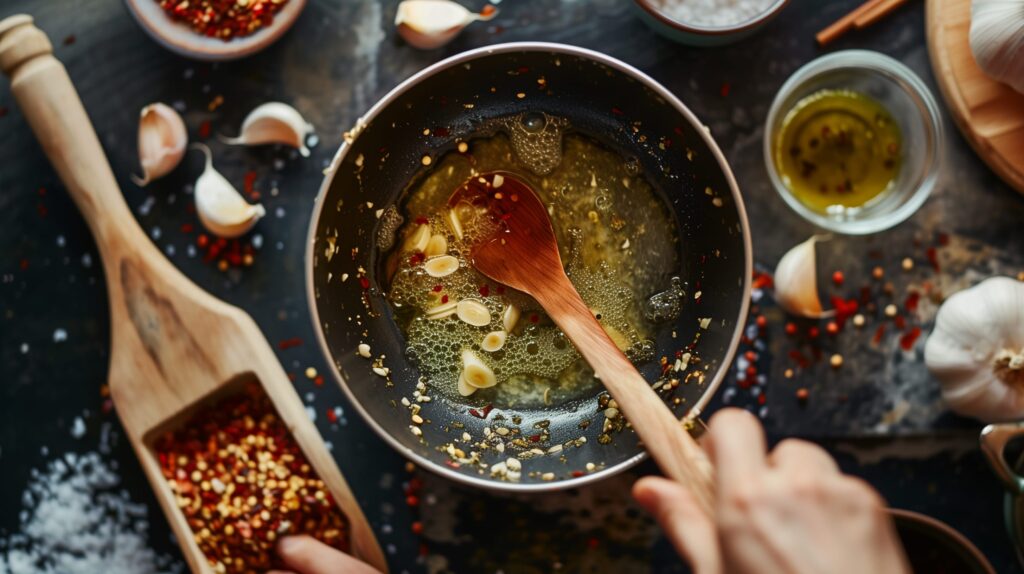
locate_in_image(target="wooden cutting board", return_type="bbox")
[926,0,1024,195]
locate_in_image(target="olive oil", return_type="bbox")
[773,89,901,213]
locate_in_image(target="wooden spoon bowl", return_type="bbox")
[450,171,716,513]
[0,15,385,574]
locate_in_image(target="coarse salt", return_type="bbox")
[652,0,775,27]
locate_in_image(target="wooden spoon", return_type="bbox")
[449,171,715,513]
[0,15,387,574]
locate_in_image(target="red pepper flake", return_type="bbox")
[937,232,950,246]
[872,324,887,345]
[529,313,539,323]
[278,337,303,350]
[785,322,798,336]
[720,82,731,97]
[468,403,496,419]
[198,120,211,139]
[243,170,257,197]
[832,270,844,286]
[899,326,922,351]
[156,0,291,41]
[904,292,920,313]
[359,276,371,290]
[808,326,820,339]
[432,284,443,292]
[894,315,906,330]
[926,247,940,272]
[587,537,600,549]
[441,294,449,304]
[826,321,839,335]
[180,223,194,233]
[19,258,29,270]
[744,350,756,361]
[756,315,767,329]
[788,349,810,368]
[479,284,490,297]
[830,296,859,328]
[326,408,338,424]
[411,521,424,535]
[529,434,541,442]
[314,375,324,387]
[757,393,766,406]
[63,34,76,46]
[611,106,624,116]
[571,470,585,478]
[432,127,450,138]
[406,495,419,507]
[414,216,430,225]
[409,252,425,266]
[796,388,809,402]
[197,233,209,248]
[752,271,774,290]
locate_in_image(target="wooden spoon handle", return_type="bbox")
[0,15,149,261]
[538,274,716,515]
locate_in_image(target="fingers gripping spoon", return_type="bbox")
[0,15,387,573]
[449,171,716,514]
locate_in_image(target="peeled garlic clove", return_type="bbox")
[481,330,507,352]
[220,102,315,157]
[426,299,458,320]
[424,255,459,277]
[424,234,448,257]
[446,208,464,240]
[457,299,491,327]
[461,349,497,388]
[395,0,497,50]
[132,103,187,187]
[403,224,431,253]
[774,235,835,318]
[457,372,476,396]
[192,143,266,238]
[502,303,520,332]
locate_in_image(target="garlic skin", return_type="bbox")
[773,236,835,318]
[192,144,266,238]
[395,0,497,50]
[220,102,315,157]
[970,0,1024,94]
[925,277,1024,422]
[132,103,187,187]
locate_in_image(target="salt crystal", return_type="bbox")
[650,0,775,27]
[53,328,67,343]
[70,417,86,439]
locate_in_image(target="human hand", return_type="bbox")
[634,408,910,574]
[268,535,382,574]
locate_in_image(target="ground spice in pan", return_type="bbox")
[156,0,290,41]
[153,383,348,573]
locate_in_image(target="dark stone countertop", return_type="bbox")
[1,0,1022,572]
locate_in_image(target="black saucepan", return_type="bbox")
[307,43,751,491]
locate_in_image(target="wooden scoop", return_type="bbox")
[0,15,387,573]
[450,171,715,513]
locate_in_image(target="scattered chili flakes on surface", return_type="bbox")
[278,337,303,350]
[904,292,920,313]
[926,247,940,272]
[720,82,731,97]
[752,271,774,290]
[899,326,922,351]
[831,270,844,286]
[62,34,76,46]
[153,382,348,573]
[796,388,809,402]
[468,404,494,419]
[785,322,798,336]
[359,277,371,290]
[479,284,490,297]
[872,324,887,345]
[198,120,211,139]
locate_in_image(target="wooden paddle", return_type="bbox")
[450,171,716,514]
[0,15,387,574]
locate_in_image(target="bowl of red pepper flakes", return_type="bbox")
[152,382,348,572]
[124,0,307,61]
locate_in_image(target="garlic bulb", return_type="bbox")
[925,276,1024,422]
[132,103,187,186]
[970,0,1024,94]
[773,236,834,318]
[395,0,497,50]
[220,102,315,156]
[191,144,266,238]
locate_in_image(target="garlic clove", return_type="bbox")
[395,0,497,50]
[457,372,477,396]
[457,299,491,327]
[446,208,465,240]
[424,234,448,257]
[132,103,187,187]
[220,102,315,157]
[481,330,507,352]
[502,303,520,332]
[426,299,458,320]
[403,224,432,253]
[461,349,497,388]
[191,143,266,238]
[773,235,835,319]
[424,255,459,277]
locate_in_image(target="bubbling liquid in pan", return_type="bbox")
[385,113,684,408]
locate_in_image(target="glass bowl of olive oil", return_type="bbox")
[764,50,943,235]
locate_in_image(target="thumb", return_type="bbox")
[634,476,722,574]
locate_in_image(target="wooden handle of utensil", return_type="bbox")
[0,15,151,263]
[537,274,716,515]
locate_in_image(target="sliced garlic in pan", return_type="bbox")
[481,330,507,352]
[457,299,491,327]
[403,223,431,253]
[446,208,464,240]
[502,303,520,332]
[395,0,498,50]
[220,102,315,157]
[192,143,265,238]
[424,234,448,257]
[424,255,459,277]
[132,103,187,187]
[426,299,458,320]
[457,372,476,396]
[461,349,497,388]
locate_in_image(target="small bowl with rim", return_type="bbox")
[124,0,307,61]
[633,0,789,46]
[764,50,943,235]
